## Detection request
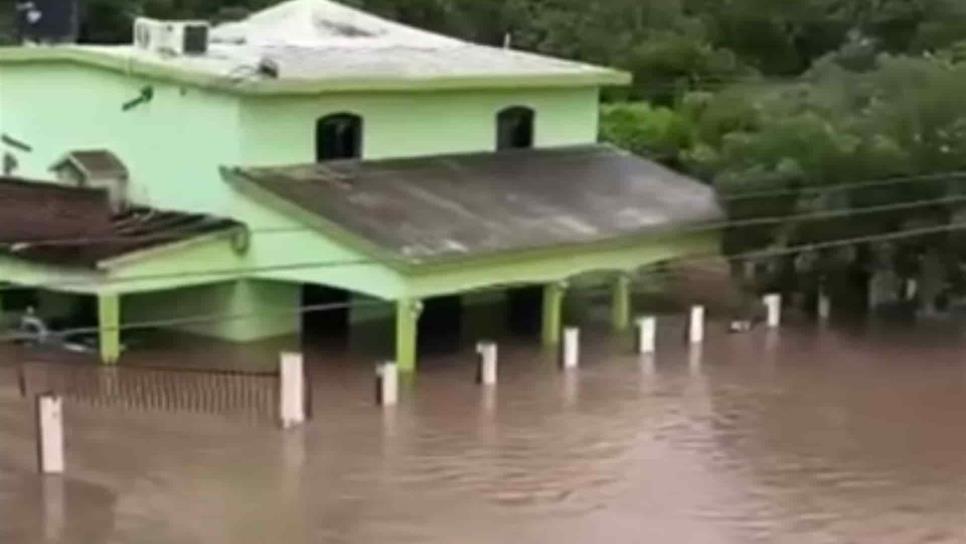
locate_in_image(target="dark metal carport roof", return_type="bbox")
[226,145,723,264]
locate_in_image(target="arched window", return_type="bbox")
[496,106,535,150]
[316,113,363,161]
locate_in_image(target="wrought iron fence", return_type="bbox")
[17,361,296,425]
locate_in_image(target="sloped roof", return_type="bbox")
[0,178,241,268]
[0,0,629,94]
[224,145,723,266]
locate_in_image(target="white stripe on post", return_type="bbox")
[279,352,305,429]
[636,316,656,354]
[562,327,580,369]
[689,306,705,345]
[763,294,782,328]
[37,394,64,475]
[476,341,498,386]
[376,361,398,407]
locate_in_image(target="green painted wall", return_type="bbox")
[0,62,600,219]
[0,63,243,216]
[238,87,600,164]
[227,191,408,299]
[122,279,300,342]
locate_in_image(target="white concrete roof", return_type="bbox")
[74,0,626,88]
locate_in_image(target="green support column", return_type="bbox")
[611,274,632,331]
[395,298,423,374]
[98,293,121,365]
[541,282,567,346]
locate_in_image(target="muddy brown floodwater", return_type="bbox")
[3,316,966,543]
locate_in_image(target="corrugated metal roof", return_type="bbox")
[227,145,723,265]
[0,178,241,268]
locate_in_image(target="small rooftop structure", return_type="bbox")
[49,149,131,212]
[0,177,242,268]
[0,0,629,94]
[50,150,129,183]
[224,145,723,266]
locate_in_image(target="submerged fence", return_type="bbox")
[16,361,307,425]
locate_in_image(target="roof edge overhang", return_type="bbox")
[222,165,722,277]
[95,227,245,271]
[0,46,632,96]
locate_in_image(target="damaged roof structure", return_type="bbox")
[0,177,241,268]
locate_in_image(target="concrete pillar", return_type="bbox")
[611,274,632,332]
[561,327,580,369]
[376,361,398,406]
[636,316,656,354]
[395,299,423,374]
[904,278,918,301]
[476,341,498,385]
[97,294,121,365]
[818,288,831,322]
[37,393,64,475]
[763,294,781,328]
[688,305,705,345]
[279,352,305,429]
[541,282,567,346]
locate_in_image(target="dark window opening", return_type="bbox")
[316,113,363,161]
[496,106,535,150]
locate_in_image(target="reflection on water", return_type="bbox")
[4,317,966,543]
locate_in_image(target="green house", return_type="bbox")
[0,0,721,371]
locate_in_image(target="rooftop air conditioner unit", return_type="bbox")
[133,17,209,56]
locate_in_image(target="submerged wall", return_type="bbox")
[122,279,300,342]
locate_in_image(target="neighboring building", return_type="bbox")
[0,0,721,371]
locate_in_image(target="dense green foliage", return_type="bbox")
[4,0,966,305]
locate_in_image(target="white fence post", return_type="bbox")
[818,290,831,322]
[562,327,580,369]
[36,394,64,475]
[476,341,498,386]
[689,306,705,345]
[636,316,656,354]
[905,278,918,301]
[279,352,305,429]
[376,361,398,407]
[763,293,782,328]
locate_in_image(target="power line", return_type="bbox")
[684,193,966,233]
[717,170,966,202]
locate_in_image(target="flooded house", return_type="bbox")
[0,0,721,371]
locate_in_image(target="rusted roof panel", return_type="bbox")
[228,145,723,264]
[0,178,241,268]
[0,177,113,243]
